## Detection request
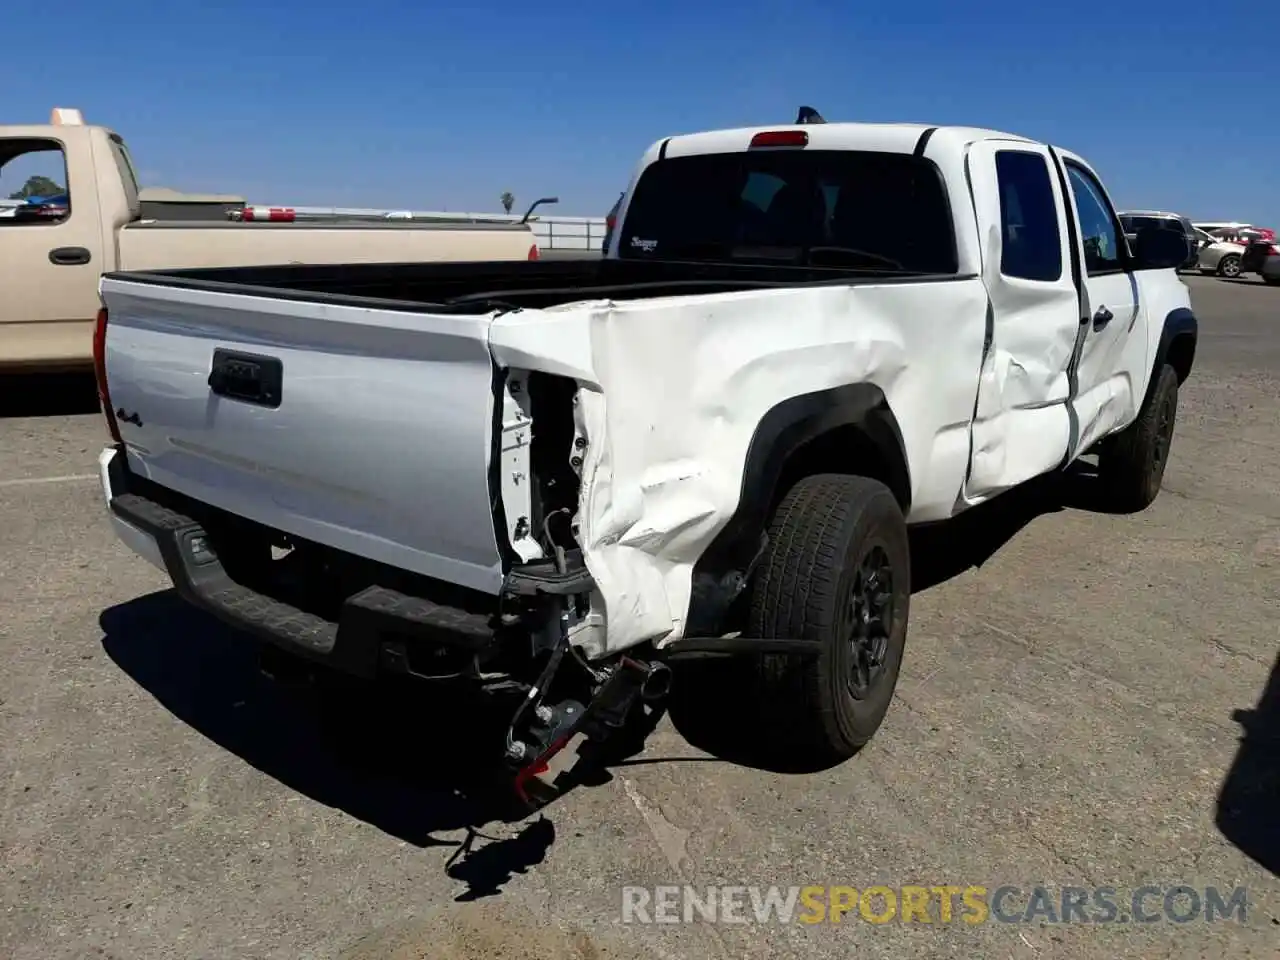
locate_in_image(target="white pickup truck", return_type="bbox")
[95,110,1197,805]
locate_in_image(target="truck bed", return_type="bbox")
[105,257,961,315]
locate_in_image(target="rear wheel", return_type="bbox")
[746,474,910,764]
[1097,364,1179,512]
[1218,254,1242,278]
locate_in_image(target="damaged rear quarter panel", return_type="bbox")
[491,278,989,656]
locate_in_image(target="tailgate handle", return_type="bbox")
[208,349,283,408]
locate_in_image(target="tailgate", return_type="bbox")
[99,276,506,594]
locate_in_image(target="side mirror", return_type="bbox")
[1132,225,1190,270]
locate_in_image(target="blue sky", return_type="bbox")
[4,1,1278,223]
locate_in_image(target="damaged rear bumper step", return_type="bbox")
[109,491,592,678]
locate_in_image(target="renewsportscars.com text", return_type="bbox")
[620,884,1250,925]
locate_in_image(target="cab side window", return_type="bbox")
[0,139,71,226]
[995,150,1063,282]
[1065,164,1123,275]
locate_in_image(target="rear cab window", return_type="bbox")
[616,149,959,274]
[0,138,71,226]
[994,150,1063,282]
[108,134,141,212]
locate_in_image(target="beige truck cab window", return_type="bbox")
[0,139,71,224]
[108,134,140,210]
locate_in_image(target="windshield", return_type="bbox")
[1122,216,1161,233]
[616,149,958,274]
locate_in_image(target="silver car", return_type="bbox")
[1194,226,1252,278]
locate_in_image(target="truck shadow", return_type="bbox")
[0,371,100,418]
[100,590,556,898]
[98,462,1146,854]
[1216,651,1279,876]
[910,460,1125,592]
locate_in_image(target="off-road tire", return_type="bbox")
[746,474,910,764]
[1097,363,1179,512]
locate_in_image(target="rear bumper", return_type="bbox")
[99,445,496,678]
[100,446,166,571]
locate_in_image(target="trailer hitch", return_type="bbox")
[507,655,658,810]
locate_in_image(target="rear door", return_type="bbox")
[962,140,1079,503]
[1058,157,1147,454]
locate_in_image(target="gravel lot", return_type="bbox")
[0,275,1276,959]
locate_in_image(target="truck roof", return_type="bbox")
[0,107,114,140]
[652,121,1038,163]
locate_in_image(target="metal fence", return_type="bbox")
[526,217,608,251]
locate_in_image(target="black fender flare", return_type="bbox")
[1144,307,1197,410]
[684,383,910,636]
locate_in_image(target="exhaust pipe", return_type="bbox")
[639,660,673,701]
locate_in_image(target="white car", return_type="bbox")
[93,112,1197,805]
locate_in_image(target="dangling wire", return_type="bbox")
[541,507,572,574]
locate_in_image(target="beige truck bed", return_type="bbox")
[116,220,533,270]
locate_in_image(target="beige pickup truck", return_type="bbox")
[0,108,540,371]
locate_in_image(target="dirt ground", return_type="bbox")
[0,275,1276,959]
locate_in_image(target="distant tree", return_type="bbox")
[500,191,515,215]
[9,175,66,200]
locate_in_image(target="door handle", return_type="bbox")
[1092,305,1113,330]
[48,246,91,266]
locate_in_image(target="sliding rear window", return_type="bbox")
[617,149,958,274]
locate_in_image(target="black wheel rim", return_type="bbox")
[844,543,895,698]
[1152,393,1175,471]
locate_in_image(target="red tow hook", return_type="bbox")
[513,734,574,808]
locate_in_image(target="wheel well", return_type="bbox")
[772,423,911,515]
[1166,333,1195,385]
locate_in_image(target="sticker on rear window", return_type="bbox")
[630,237,658,253]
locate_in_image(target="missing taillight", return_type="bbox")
[92,308,122,443]
[527,372,582,553]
